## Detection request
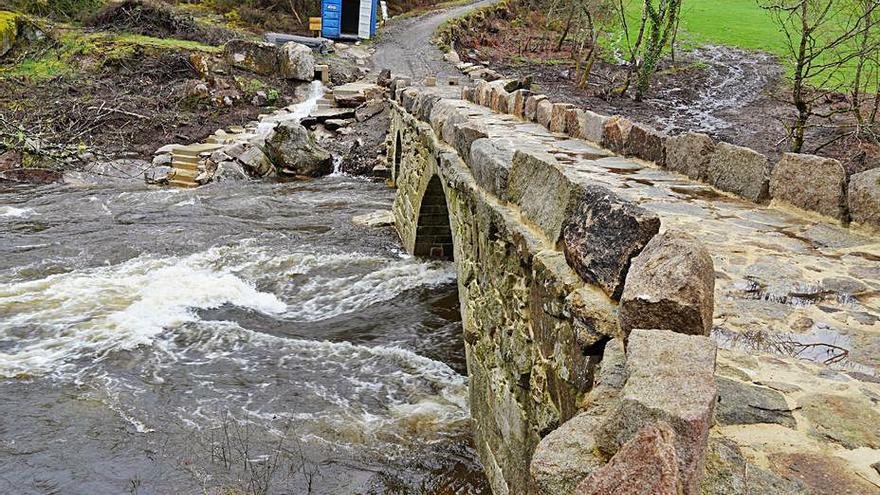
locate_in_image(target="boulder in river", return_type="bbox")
[265,121,333,177]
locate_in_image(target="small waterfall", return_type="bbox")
[289,80,325,121]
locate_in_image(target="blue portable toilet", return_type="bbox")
[321,0,378,40]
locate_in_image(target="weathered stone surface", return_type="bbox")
[770,153,848,220]
[848,168,880,229]
[576,422,682,495]
[278,42,314,81]
[334,82,383,108]
[707,142,771,202]
[602,116,633,154]
[625,123,667,165]
[225,142,272,177]
[508,149,581,242]
[377,68,392,87]
[769,452,880,495]
[531,339,627,495]
[564,109,609,144]
[597,329,717,495]
[214,161,249,181]
[490,85,511,113]
[550,103,576,133]
[531,413,607,495]
[0,167,63,184]
[799,393,880,448]
[429,99,470,145]
[536,99,555,129]
[264,121,332,177]
[224,40,278,76]
[356,101,386,122]
[702,437,806,495]
[452,121,489,160]
[510,89,531,118]
[666,132,715,181]
[619,230,715,338]
[715,377,796,428]
[562,186,660,299]
[525,94,548,122]
[566,287,621,351]
[470,138,514,200]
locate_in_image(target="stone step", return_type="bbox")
[172,161,200,172]
[168,178,199,188]
[174,143,225,158]
[172,154,200,165]
[170,168,200,180]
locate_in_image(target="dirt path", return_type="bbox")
[371,0,496,79]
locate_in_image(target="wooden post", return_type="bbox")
[309,17,322,37]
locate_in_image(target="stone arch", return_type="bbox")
[393,130,402,184]
[414,173,454,260]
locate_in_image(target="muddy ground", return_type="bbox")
[454,16,880,176]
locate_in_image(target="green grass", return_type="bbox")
[0,28,220,80]
[612,0,874,90]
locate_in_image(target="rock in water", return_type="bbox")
[279,42,315,81]
[619,230,715,338]
[352,210,394,227]
[265,121,333,177]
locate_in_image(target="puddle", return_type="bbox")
[670,185,725,201]
[712,325,873,373]
[728,278,858,307]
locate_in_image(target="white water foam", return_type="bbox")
[289,80,325,121]
[281,254,456,321]
[0,206,36,218]
[0,243,457,377]
[161,321,470,439]
[0,248,286,378]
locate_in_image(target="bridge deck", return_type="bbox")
[394,89,880,487]
[455,103,880,374]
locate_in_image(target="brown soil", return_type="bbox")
[450,6,880,176]
[0,42,306,167]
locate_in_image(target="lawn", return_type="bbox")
[616,0,875,90]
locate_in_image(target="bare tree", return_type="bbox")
[761,0,880,152]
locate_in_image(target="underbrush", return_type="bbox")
[88,0,242,45]
[0,0,104,22]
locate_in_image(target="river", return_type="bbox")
[0,160,488,493]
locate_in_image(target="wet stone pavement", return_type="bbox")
[446,101,880,491]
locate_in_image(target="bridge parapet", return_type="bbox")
[388,80,718,495]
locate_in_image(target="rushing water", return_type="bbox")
[0,170,488,492]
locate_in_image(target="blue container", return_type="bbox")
[321,0,341,39]
[321,0,378,40]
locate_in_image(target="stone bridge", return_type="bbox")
[385,77,880,495]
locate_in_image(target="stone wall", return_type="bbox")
[388,80,719,495]
[464,78,880,232]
